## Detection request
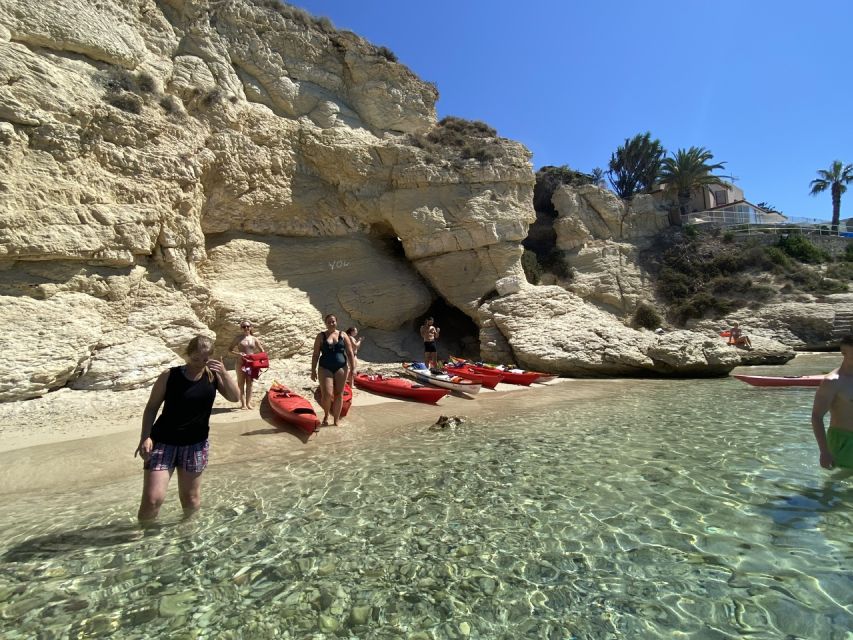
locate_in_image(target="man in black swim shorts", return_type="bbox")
[420,317,441,368]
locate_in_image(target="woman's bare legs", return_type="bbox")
[318,368,334,425]
[236,366,248,409]
[177,469,203,519]
[331,367,347,426]
[245,378,255,409]
[138,469,173,523]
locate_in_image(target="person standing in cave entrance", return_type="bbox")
[420,317,441,369]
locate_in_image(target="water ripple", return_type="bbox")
[1,355,851,638]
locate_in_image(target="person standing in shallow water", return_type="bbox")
[135,335,239,522]
[811,334,853,470]
[228,320,266,410]
[420,317,440,368]
[311,314,355,426]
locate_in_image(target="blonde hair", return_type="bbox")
[186,335,215,381]
[186,335,214,356]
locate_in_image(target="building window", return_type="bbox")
[714,190,728,206]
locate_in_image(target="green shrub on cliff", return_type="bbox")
[648,229,848,324]
[521,249,542,284]
[826,261,853,282]
[107,93,143,114]
[534,165,598,216]
[633,302,662,330]
[776,234,829,263]
[648,234,781,324]
[375,46,398,62]
[409,116,501,164]
[520,248,571,283]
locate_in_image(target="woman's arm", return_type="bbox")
[208,359,239,402]
[344,334,357,384]
[310,333,322,381]
[135,370,169,458]
[228,335,242,355]
[351,336,362,355]
[255,337,267,353]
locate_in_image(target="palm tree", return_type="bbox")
[658,147,726,225]
[607,132,665,200]
[809,160,853,230]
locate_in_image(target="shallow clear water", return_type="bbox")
[1,355,851,639]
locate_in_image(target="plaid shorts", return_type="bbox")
[144,440,209,473]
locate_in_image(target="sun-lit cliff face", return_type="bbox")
[0,0,769,403]
[0,0,537,400]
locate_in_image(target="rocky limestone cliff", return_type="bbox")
[0,0,761,403]
[0,0,536,401]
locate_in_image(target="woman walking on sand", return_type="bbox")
[135,335,239,523]
[229,320,266,409]
[311,314,356,426]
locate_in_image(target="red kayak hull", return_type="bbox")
[462,363,540,386]
[354,373,449,404]
[313,384,353,417]
[449,356,551,386]
[733,374,825,387]
[268,384,320,434]
[443,363,501,389]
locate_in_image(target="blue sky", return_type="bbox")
[294,1,852,220]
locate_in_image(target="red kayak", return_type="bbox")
[471,365,539,386]
[268,383,320,434]
[313,384,353,417]
[354,373,449,404]
[449,356,553,385]
[443,362,502,389]
[733,374,825,387]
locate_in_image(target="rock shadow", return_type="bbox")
[2,522,147,562]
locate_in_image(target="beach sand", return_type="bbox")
[0,376,614,497]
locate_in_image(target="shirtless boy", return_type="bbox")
[420,317,440,369]
[811,334,853,469]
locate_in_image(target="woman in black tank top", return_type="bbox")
[135,335,239,523]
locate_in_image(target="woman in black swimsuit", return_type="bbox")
[311,314,356,426]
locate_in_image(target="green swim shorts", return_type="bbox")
[827,428,853,469]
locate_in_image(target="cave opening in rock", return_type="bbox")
[369,222,407,260]
[418,297,480,362]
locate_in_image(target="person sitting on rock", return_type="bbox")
[729,321,753,350]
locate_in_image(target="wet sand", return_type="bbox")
[0,378,616,497]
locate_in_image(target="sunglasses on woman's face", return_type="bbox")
[241,324,251,329]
